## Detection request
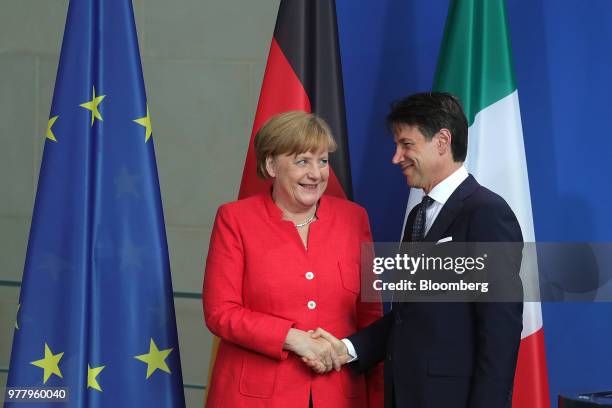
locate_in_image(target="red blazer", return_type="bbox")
[203,192,383,408]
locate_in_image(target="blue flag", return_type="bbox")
[5,0,185,406]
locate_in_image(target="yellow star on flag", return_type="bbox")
[46,116,59,142]
[15,303,20,330]
[79,87,106,126]
[30,343,64,384]
[87,364,105,392]
[134,338,173,379]
[133,105,153,142]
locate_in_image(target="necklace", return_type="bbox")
[295,213,316,228]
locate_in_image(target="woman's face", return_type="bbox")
[267,149,329,213]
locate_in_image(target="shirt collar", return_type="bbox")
[427,166,469,205]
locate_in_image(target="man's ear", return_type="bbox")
[265,156,276,178]
[436,128,452,155]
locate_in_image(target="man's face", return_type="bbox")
[392,124,442,192]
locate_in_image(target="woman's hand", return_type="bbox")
[284,328,341,372]
[302,327,351,374]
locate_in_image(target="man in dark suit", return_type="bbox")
[306,92,523,408]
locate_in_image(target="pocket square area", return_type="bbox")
[436,237,453,244]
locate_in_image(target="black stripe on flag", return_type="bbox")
[273,0,353,200]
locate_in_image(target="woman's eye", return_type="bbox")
[320,159,329,166]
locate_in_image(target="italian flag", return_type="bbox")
[404,0,550,406]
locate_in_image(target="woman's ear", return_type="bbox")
[265,156,276,178]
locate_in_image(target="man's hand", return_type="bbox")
[283,328,341,373]
[302,327,351,374]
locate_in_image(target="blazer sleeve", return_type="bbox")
[203,205,295,360]
[355,207,384,408]
[467,200,523,408]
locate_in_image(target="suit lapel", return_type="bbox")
[424,199,463,242]
[423,175,479,242]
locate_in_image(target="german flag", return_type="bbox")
[205,0,352,401]
[238,0,352,200]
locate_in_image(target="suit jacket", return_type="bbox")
[348,175,523,408]
[203,192,383,408]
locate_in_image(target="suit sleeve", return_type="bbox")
[203,205,294,360]
[355,207,384,408]
[467,200,523,408]
[347,313,392,375]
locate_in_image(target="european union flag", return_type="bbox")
[5,0,185,406]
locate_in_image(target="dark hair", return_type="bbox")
[386,92,468,162]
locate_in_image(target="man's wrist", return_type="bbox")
[341,338,358,362]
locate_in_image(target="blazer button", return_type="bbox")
[305,271,314,280]
[395,314,402,325]
[307,300,317,310]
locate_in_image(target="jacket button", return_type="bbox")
[395,314,402,325]
[307,300,317,310]
[305,271,314,280]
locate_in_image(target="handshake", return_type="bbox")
[284,327,351,374]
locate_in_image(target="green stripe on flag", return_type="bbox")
[433,0,516,126]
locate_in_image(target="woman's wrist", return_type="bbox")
[283,328,301,352]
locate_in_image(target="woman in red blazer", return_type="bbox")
[203,111,383,408]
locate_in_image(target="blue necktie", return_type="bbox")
[411,195,434,242]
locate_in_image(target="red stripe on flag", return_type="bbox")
[513,328,551,407]
[238,38,346,200]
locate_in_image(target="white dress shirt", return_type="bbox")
[423,165,469,235]
[341,166,469,362]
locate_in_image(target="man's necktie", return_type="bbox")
[411,195,434,242]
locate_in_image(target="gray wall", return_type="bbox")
[0,0,280,406]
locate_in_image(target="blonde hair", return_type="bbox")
[254,111,337,179]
